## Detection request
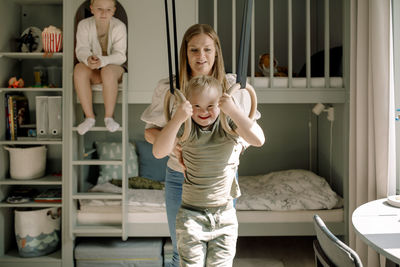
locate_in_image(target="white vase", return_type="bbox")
[14,207,61,257]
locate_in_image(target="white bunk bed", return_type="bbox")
[70,0,348,241]
[75,169,344,236]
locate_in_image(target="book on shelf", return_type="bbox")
[6,187,39,204]
[4,94,10,140]
[34,188,62,203]
[4,93,31,140]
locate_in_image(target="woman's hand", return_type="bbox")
[218,93,237,116]
[173,143,186,173]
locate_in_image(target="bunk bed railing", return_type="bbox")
[211,0,341,90]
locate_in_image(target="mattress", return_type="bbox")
[91,82,124,92]
[252,77,343,88]
[77,209,167,225]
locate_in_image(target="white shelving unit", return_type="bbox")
[0,0,64,266]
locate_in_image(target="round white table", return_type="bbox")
[352,198,400,265]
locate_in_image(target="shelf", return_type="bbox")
[0,175,62,185]
[13,0,62,4]
[0,87,63,93]
[0,248,61,262]
[0,201,61,208]
[72,193,122,200]
[0,139,62,145]
[0,52,62,60]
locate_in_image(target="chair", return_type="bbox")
[313,214,363,267]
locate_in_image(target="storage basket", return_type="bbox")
[15,207,61,257]
[5,145,47,179]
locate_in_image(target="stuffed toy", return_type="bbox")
[8,77,25,88]
[258,53,288,77]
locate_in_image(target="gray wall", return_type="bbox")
[86,103,344,193]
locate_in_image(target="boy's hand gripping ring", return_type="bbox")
[163,89,192,142]
[220,83,257,136]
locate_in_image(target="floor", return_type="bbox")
[234,236,315,267]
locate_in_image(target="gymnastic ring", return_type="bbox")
[220,83,257,136]
[163,89,192,142]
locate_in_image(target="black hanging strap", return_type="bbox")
[164,0,180,94]
[236,0,253,89]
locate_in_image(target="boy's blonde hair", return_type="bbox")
[90,0,116,6]
[179,24,228,95]
[186,75,222,100]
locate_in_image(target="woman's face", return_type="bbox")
[187,33,216,77]
[90,0,116,24]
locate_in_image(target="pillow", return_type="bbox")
[95,142,139,184]
[135,140,168,182]
[110,177,165,190]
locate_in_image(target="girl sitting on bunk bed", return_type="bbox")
[153,75,265,267]
[74,0,127,135]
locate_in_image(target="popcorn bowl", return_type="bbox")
[42,26,63,53]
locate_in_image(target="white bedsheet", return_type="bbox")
[79,182,165,208]
[236,169,342,211]
[80,170,341,212]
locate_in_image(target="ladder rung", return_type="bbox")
[72,193,122,200]
[72,160,122,165]
[73,225,122,236]
[72,126,123,132]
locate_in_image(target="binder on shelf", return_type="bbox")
[48,96,62,138]
[35,96,62,140]
[35,96,49,139]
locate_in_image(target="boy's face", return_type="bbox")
[188,87,220,128]
[90,0,116,23]
[187,33,216,77]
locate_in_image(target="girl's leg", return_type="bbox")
[100,64,124,132]
[73,63,101,135]
[100,64,124,118]
[165,167,185,267]
[74,63,100,118]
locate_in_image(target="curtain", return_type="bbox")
[349,0,396,266]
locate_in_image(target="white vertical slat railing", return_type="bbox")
[232,0,236,74]
[269,0,274,87]
[288,0,293,88]
[324,0,330,87]
[226,0,332,89]
[251,1,255,83]
[214,0,218,33]
[306,0,311,87]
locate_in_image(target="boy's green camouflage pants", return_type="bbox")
[176,201,237,267]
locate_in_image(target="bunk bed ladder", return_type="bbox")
[69,73,128,240]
